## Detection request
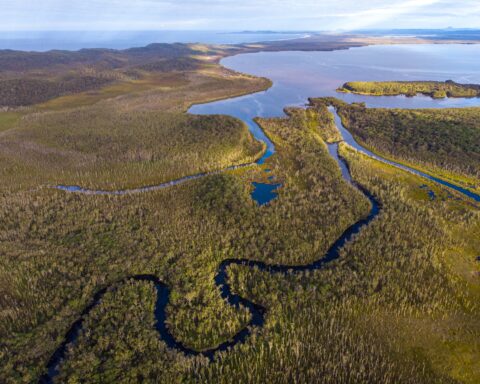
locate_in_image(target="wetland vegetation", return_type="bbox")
[338,80,480,99]
[1,39,479,384]
[0,107,264,190]
[319,97,480,192]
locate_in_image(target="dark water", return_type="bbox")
[43,44,480,381]
[0,31,307,52]
[420,185,436,201]
[55,153,278,205]
[41,143,380,383]
[58,44,480,202]
[327,142,352,183]
[55,163,253,195]
[251,182,281,206]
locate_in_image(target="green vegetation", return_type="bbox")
[336,144,480,383]
[0,42,272,192]
[55,280,196,383]
[285,101,341,143]
[0,34,371,110]
[0,43,272,110]
[0,75,117,107]
[338,80,480,98]
[318,98,480,192]
[2,100,479,383]
[0,102,369,382]
[0,44,207,107]
[0,106,264,190]
[187,118,480,384]
[0,111,21,133]
[1,40,480,384]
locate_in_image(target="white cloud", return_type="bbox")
[0,0,478,30]
[331,0,442,30]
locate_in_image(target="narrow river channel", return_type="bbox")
[41,117,381,384]
[44,44,480,382]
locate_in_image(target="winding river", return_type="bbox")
[41,139,380,384]
[43,44,480,382]
[58,44,480,202]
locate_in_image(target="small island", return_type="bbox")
[337,80,480,99]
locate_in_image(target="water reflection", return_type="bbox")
[251,182,282,206]
[191,45,480,122]
[189,44,480,202]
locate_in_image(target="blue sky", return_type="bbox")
[1,0,479,31]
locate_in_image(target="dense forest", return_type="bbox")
[0,106,264,190]
[338,80,480,98]
[313,97,480,191]
[0,76,117,107]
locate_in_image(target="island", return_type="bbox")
[1,35,479,384]
[337,80,480,98]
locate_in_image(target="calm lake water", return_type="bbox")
[191,44,480,157]
[44,43,480,381]
[190,44,480,203]
[0,31,306,52]
[193,44,480,117]
[54,44,480,203]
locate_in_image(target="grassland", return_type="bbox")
[0,106,264,191]
[0,43,273,192]
[338,80,480,99]
[318,98,480,193]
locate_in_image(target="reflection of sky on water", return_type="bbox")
[192,44,480,121]
[189,44,480,202]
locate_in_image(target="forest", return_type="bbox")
[338,80,480,98]
[1,97,479,383]
[312,97,480,193]
[0,106,264,190]
[0,39,479,384]
[0,34,367,109]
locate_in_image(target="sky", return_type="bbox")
[1,0,479,31]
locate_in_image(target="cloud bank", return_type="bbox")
[1,0,479,31]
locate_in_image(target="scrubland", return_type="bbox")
[0,42,479,384]
[315,97,480,193]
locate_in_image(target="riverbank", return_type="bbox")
[1,41,480,384]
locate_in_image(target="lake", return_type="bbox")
[192,44,480,118]
[55,44,480,203]
[190,44,480,203]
